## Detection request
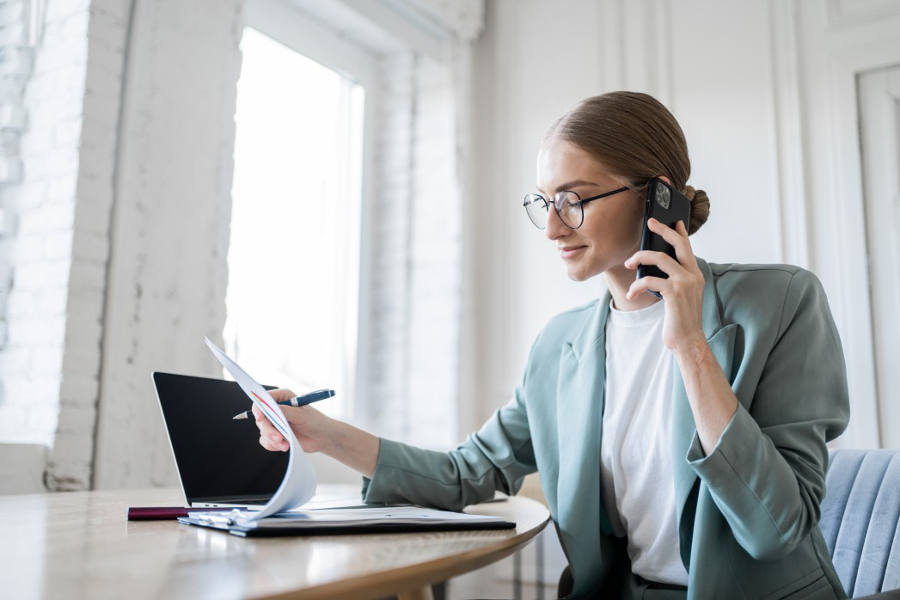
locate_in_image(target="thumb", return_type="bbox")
[267,388,296,402]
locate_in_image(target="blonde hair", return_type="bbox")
[546,91,710,235]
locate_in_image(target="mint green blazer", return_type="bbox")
[362,259,851,599]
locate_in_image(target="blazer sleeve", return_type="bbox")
[685,269,850,561]
[359,339,541,512]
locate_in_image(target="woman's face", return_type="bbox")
[536,137,644,282]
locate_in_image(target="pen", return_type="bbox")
[232,389,335,420]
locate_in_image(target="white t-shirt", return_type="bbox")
[600,298,689,586]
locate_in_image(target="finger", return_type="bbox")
[257,417,279,437]
[673,220,700,270]
[253,405,283,431]
[647,218,695,264]
[253,404,274,428]
[259,435,289,452]
[262,428,288,449]
[268,388,296,402]
[627,276,669,300]
[255,414,282,439]
[259,435,280,452]
[624,250,683,276]
[252,404,290,451]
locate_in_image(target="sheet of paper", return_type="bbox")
[231,506,510,528]
[204,337,317,520]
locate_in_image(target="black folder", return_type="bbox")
[178,506,516,537]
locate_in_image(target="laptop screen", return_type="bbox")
[153,372,289,505]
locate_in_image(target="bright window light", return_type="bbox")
[225,27,364,420]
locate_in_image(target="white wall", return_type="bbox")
[463,0,900,447]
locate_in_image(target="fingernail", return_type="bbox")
[270,434,279,441]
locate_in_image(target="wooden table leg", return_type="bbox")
[397,585,435,600]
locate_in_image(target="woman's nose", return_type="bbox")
[545,203,568,240]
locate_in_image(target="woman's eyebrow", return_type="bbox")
[537,179,600,195]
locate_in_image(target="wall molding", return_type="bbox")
[597,0,673,104]
[769,0,810,267]
[598,0,624,92]
[827,0,900,29]
[857,66,900,448]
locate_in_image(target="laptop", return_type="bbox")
[152,372,289,508]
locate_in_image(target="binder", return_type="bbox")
[178,505,516,537]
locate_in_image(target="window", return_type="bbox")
[224,27,364,420]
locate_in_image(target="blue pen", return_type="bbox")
[232,388,335,420]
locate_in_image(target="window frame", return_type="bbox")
[242,0,381,422]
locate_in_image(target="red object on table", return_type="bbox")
[127,506,238,520]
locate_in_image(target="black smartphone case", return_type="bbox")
[636,179,692,296]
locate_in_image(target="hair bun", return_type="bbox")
[681,185,710,235]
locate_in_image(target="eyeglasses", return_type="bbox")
[523,186,631,230]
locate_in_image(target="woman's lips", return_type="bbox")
[559,246,587,259]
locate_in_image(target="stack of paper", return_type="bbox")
[204,338,317,519]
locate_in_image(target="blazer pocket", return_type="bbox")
[780,575,838,600]
[759,567,825,600]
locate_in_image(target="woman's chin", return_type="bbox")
[565,262,599,282]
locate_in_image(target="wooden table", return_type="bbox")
[0,485,550,600]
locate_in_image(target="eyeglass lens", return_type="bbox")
[523,192,582,230]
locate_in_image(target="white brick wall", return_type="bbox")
[0,0,90,464]
[0,0,243,492]
[0,0,35,185]
[45,0,129,490]
[89,0,244,489]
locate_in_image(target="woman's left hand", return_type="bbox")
[623,218,706,355]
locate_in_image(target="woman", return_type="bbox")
[254,92,850,599]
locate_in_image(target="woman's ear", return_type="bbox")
[656,175,673,186]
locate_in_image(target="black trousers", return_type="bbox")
[558,565,687,600]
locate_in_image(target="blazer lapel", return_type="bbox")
[672,257,738,569]
[556,292,613,591]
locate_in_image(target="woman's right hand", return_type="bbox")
[255,388,380,478]
[253,388,332,454]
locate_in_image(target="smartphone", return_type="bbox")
[636,178,692,298]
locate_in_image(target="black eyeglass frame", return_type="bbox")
[523,185,631,230]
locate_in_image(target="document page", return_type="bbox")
[204,337,317,520]
[232,506,512,529]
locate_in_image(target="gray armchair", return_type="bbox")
[819,449,900,598]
